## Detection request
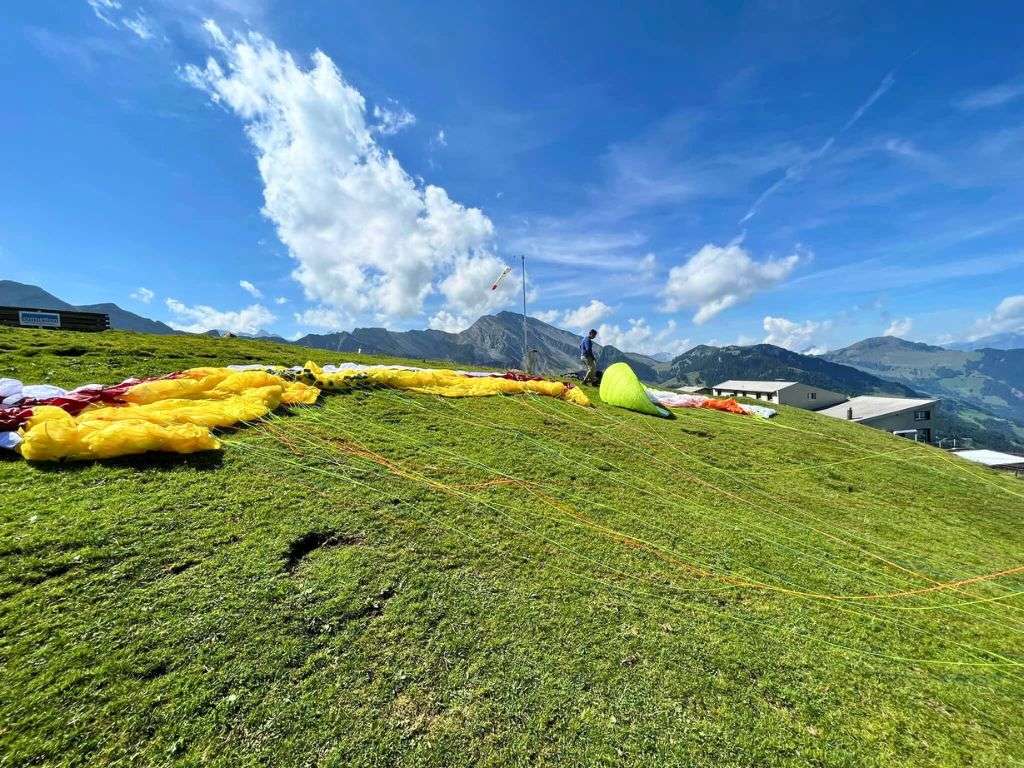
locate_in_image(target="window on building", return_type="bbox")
[914,410,930,421]
[807,392,817,400]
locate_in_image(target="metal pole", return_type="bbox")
[521,255,529,370]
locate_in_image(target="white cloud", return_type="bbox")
[274,296,288,305]
[597,318,690,357]
[763,315,832,353]
[293,306,349,330]
[372,101,416,135]
[130,287,154,304]
[87,0,121,27]
[435,129,447,147]
[86,1,158,41]
[183,23,495,320]
[968,295,1024,340]
[883,138,924,160]
[437,254,517,318]
[165,298,275,334]
[122,11,155,40]
[511,227,650,269]
[239,279,263,298]
[560,299,612,330]
[534,309,561,324]
[663,242,803,324]
[884,317,913,337]
[428,310,470,333]
[528,300,613,331]
[956,80,1024,111]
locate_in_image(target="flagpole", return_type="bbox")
[521,254,528,370]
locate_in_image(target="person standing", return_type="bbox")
[579,328,598,385]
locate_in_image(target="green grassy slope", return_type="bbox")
[3,326,1024,767]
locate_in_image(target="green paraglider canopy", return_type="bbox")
[598,362,670,417]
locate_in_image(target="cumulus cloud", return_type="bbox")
[428,310,470,333]
[274,296,288,305]
[763,315,832,353]
[183,22,496,320]
[597,318,690,357]
[437,254,518,317]
[372,101,416,135]
[293,306,349,330]
[968,295,1024,340]
[239,279,262,298]
[663,242,803,324]
[533,309,561,324]
[527,300,612,331]
[166,298,275,334]
[560,299,613,330]
[130,287,155,304]
[884,317,913,337]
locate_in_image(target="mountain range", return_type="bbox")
[947,332,1024,351]
[823,336,1024,451]
[3,279,1022,450]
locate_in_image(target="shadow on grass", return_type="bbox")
[27,449,225,473]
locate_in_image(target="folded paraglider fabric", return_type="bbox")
[297,361,591,407]
[15,368,320,462]
[647,388,776,418]
[7,362,587,461]
[1,406,35,431]
[18,407,221,462]
[121,368,319,407]
[740,403,777,419]
[1,381,68,406]
[599,363,671,418]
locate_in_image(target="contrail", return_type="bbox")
[841,72,896,132]
[740,70,896,224]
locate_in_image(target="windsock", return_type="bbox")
[490,266,512,291]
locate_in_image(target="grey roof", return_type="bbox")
[953,449,1024,467]
[818,395,938,421]
[713,380,797,393]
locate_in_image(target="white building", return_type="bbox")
[952,449,1024,476]
[711,380,847,410]
[818,396,939,443]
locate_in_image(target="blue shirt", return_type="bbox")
[579,336,595,358]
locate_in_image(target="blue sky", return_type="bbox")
[3,1,1024,354]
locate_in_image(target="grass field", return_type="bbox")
[3,326,1024,767]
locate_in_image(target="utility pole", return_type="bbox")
[521,254,529,371]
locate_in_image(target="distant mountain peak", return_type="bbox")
[0,280,176,335]
[837,336,947,354]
